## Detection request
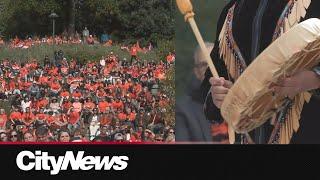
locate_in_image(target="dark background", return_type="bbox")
[1,144,320,179]
[175,0,227,98]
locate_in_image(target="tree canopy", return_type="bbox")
[0,0,174,45]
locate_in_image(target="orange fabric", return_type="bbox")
[130,46,138,56]
[128,112,136,121]
[84,102,95,110]
[50,82,61,91]
[118,113,127,121]
[69,111,80,125]
[36,113,48,120]
[72,92,82,98]
[0,114,7,127]
[60,91,70,97]
[98,101,109,112]
[112,101,123,110]
[22,112,35,125]
[10,111,22,120]
[100,115,112,126]
[37,99,48,109]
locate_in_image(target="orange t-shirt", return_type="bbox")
[128,112,136,121]
[69,111,80,125]
[39,76,49,85]
[62,101,72,110]
[10,111,22,120]
[50,82,61,91]
[47,116,55,124]
[60,91,70,98]
[118,113,127,121]
[22,112,35,125]
[130,47,138,56]
[112,101,124,110]
[72,92,82,98]
[98,101,109,112]
[36,113,48,121]
[84,102,95,110]
[37,99,48,109]
[100,115,112,126]
[0,114,7,127]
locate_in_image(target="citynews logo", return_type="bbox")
[16,151,129,175]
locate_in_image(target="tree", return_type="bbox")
[0,0,174,44]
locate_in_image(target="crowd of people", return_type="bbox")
[0,29,154,52]
[0,49,175,143]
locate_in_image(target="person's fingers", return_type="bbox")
[210,77,223,86]
[282,77,297,87]
[213,94,226,101]
[214,101,222,109]
[223,80,233,89]
[212,85,229,94]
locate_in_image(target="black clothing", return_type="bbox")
[201,0,320,144]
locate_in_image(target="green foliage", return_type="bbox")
[0,0,174,45]
[155,39,175,61]
[0,44,159,64]
[161,66,175,127]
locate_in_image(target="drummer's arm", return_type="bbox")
[200,1,236,123]
[201,41,229,123]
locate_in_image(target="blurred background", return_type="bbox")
[175,0,227,98]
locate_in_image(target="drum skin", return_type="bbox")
[221,18,320,133]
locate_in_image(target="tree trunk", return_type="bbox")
[67,0,75,36]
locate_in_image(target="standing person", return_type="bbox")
[176,43,216,142]
[130,44,138,65]
[82,27,89,44]
[201,0,320,144]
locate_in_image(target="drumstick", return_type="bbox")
[176,0,235,144]
[176,0,219,78]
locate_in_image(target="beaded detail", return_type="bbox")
[218,4,247,81]
[217,0,313,144]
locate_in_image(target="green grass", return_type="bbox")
[0,44,160,63]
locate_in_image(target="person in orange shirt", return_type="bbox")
[0,109,7,130]
[130,44,138,64]
[117,110,127,122]
[72,89,82,99]
[67,107,81,133]
[96,87,106,99]
[60,89,70,99]
[60,97,71,110]
[35,108,48,122]
[98,97,109,113]
[61,65,69,76]
[133,82,142,95]
[50,79,61,96]
[99,112,112,127]
[86,35,94,45]
[37,97,49,110]
[166,52,175,64]
[39,75,49,86]
[72,98,82,113]
[10,108,22,121]
[22,107,35,126]
[112,98,124,110]
[83,97,96,111]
